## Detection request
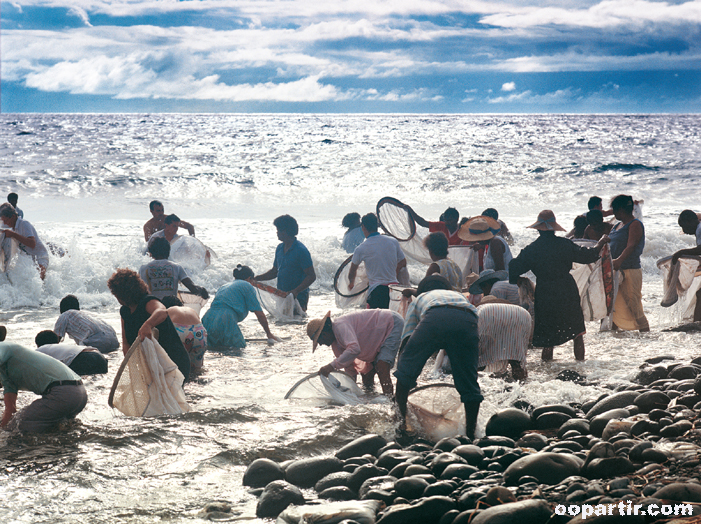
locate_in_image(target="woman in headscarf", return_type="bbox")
[509,210,609,361]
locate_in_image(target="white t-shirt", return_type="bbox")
[139,259,188,299]
[36,343,87,366]
[13,217,49,260]
[351,233,405,292]
[147,229,180,247]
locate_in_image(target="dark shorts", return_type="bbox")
[394,306,483,404]
[70,351,108,375]
[367,285,390,309]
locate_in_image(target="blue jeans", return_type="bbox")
[394,306,483,404]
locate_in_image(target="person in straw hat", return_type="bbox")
[508,210,609,361]
[307,309,404,396]
[458,215,512,273]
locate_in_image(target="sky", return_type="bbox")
[2,0,701,113]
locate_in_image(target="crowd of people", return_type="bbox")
[1,192,700,440]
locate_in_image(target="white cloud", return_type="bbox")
[501,81,516,91]
[488,87,581,104]
[68,6,92,26]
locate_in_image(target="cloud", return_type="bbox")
[501,81,516,91]
[68,6,92,26]
[487,87,582,104]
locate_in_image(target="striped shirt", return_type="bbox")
[489,281,520,305]
[435,258,464,291]
[477,303,531,372]
[402,290,478,341]
[54,310,117,346]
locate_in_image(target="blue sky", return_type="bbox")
[2,0,700,113]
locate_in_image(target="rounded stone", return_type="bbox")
[336,434,388,460]
[255,480,305,518]
[668,365,699,380]
[585,391,640,419]
[557,418,591,438]
[243,458,285,488]
[376,450,420,470]
[440,464,479,480]
[653,482,701,503]
[358,475,397,499]
[589,408,630,437]
[434,437,461,452]
[452,445,485,465]
[430,452,468,477]
[516,433,548,451]
[485,408,533,440]
[532,404,577,420]
[634,390,671,413]
[423,480,457,498]
[640,448,668,463]
[285,456,343,488]
[394,476,429,500]
[503,452,583,486]
[348,464,389,493]
[319,486,357,501]
[535,411,572,429]
[315,471,353,493]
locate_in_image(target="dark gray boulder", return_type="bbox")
[348,464,389,493]
[358,475,397,499]
[452,444,485,465]
[318,486,357,501]
[503,452,583,486]
[532,404,577,420]
[585,391,640,419]
[633,391,671,413]
[285,456,344,488]
[375,449,420,470]
[440,464,479,480]
[376,496,456,524]
[485,408,533,440]
[516,433,549,451]
[394,477,430,500]
[256,480,305,518]
[470,499,553,524]
[653,482,701,503]
[557,418,590,438]
[336,434,388,459]
[430,452,468,476]
[315,471,353,493]
[589,409,630,437]
[243,458,285,488]
[584,456,635,479]
[536,411,572,429]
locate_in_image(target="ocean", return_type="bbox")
[1,113,700,522]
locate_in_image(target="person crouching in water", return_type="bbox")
[394,275,482,439]
[307,309,404,396]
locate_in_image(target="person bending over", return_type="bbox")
[54,294,120,353]
[35,330,108,375]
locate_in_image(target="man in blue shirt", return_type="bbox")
[255,215,316,311]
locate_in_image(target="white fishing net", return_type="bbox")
[447,245,479,289]
[334,256,370,309]
[571,240,616,322]
[376,197,432,264]
[251,281,307,322]
[108,337,190,417]
[170,235,211,271]
[0,234,19,273]
[657,255,701,321]
[177,291,208,315]
[407,384,465,442]
[284,371,364,405]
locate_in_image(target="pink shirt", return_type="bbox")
[330,309,396,374]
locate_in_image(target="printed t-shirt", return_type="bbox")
[139,259,189,299]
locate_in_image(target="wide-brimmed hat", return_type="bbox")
[469,269,509,295]
[528,210,565,232]
[458,216,501,242]
[307,311,331,352]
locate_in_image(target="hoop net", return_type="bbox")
[108,337,190,417]
[447,245,479,289]
[284,371,363,405]
[334,256,370,309]
[657,255,701,321]
[407,383,465,442]
[250,281,307,323]
[0,234,19,273]
[178,291,208,315]
[376,197,432,264]
[571,240,616,322]
[170,236,211,271]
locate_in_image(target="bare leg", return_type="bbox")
[375,360,394,397]
[510,360,527,381]
[574,335,585,361]
[464,401,481,440]
[695,289,701,322]
[541,347,554,361]
[361,367,376,389]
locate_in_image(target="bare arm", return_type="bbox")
[406,205,429,228]
[396,257,407,281]
[348,262,359,290]
[612,220,643,270]
[292,266,316,297]
[4,229,36,249]
[143,222,152,242]
[255,267,278,282]
[138,299,169,342]
[1,392,17,428]
[672,245,701,264]
[179,220,195,236]
[120,318,130,356]
[425,262,440,277]
[253,310,276,339]
[181,278,209,299]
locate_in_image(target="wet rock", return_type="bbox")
[285,456,344,488]
[503,452,583,486]
[358,475,397,499]
[376,450,419,470]
[363,489,394,505]
[590,409,630,437]
[634,391,671,413]
[404,464,431,476]
[601,420,635,441]
[669,365,699,380]
[394,477,429,500]
[440,463,479,480]
[434,437,461,452]
[484,486,516,506]
[640,448,668,463]
[586,392,640,419]
[536,411,572,429]
[532,404,577,420]
[470,499,553,524]
[243,458,285,488]
[646,355,676,365]
[348,464,389,493]
[695,375,701,395]
[336,434,388,460]
[256,480,305,518]
[635,366,669,385]
[430,452,468,476]
[628,441,653,462]
[674,393,701,407]
[423,480,458,497]
[376,496,456,524]
[485,408,533,440]
[440,510,461,524]
[319,486,357,501]
[516,433,549,451]
[653,482,701,503]
[315,471,353,493]
[557,369,586,383]
[453,510,485,524]
[475,436,516,448]
[558,419,591,439]
[453,444,484,466]
[584,456,635,479]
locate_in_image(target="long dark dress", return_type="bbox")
[120,294,191,382]
[509,232,599,347]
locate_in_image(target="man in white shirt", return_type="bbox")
[54,295,120,353]
[0,202,49,279]
[36,330,108,375]
[348,213,406,309]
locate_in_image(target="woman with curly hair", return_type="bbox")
[107,268,190,382]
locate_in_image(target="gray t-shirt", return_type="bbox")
[139,259,188,299]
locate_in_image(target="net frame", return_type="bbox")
[334,256,369,298]
[284,370,363,404]
[376,196,416,241]
[657,255,701,320]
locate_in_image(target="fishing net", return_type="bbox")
[376,197,432,264]
[657,255,701,321]
[406,383,465,442]
[250,280,306,322]
[170,235,211,271]
[284,371,364,405]
[334,256,370,309]
[108,336,190,417]
[0,234,19,273]
[447,245,479,288]
[178,291,208,315]
[571,240,616,322]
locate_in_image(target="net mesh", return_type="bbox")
[376,197,432,264]
[657,255,701,321]
[447,245,479,288]
[334,256,370,309]
[108,337,190,417]
[251,282,307,322]
[571,240,615,321]
[284,371,364,405]
[0,235,19,273]
[407,384,465,442]
[170,236,211,271]
[178,291,208,315]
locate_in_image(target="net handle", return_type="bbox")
[333,255,369,298]
[376,196,417,242]
[284,370,358,400]
[108,337,143,409]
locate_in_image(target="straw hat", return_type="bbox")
[528,210,565,232]
[307,311,331,352]
[458,216,501,242]
[469,269,509,295]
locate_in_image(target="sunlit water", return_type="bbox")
[1,114,700,522]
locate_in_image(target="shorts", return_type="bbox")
[367,285,390,309]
